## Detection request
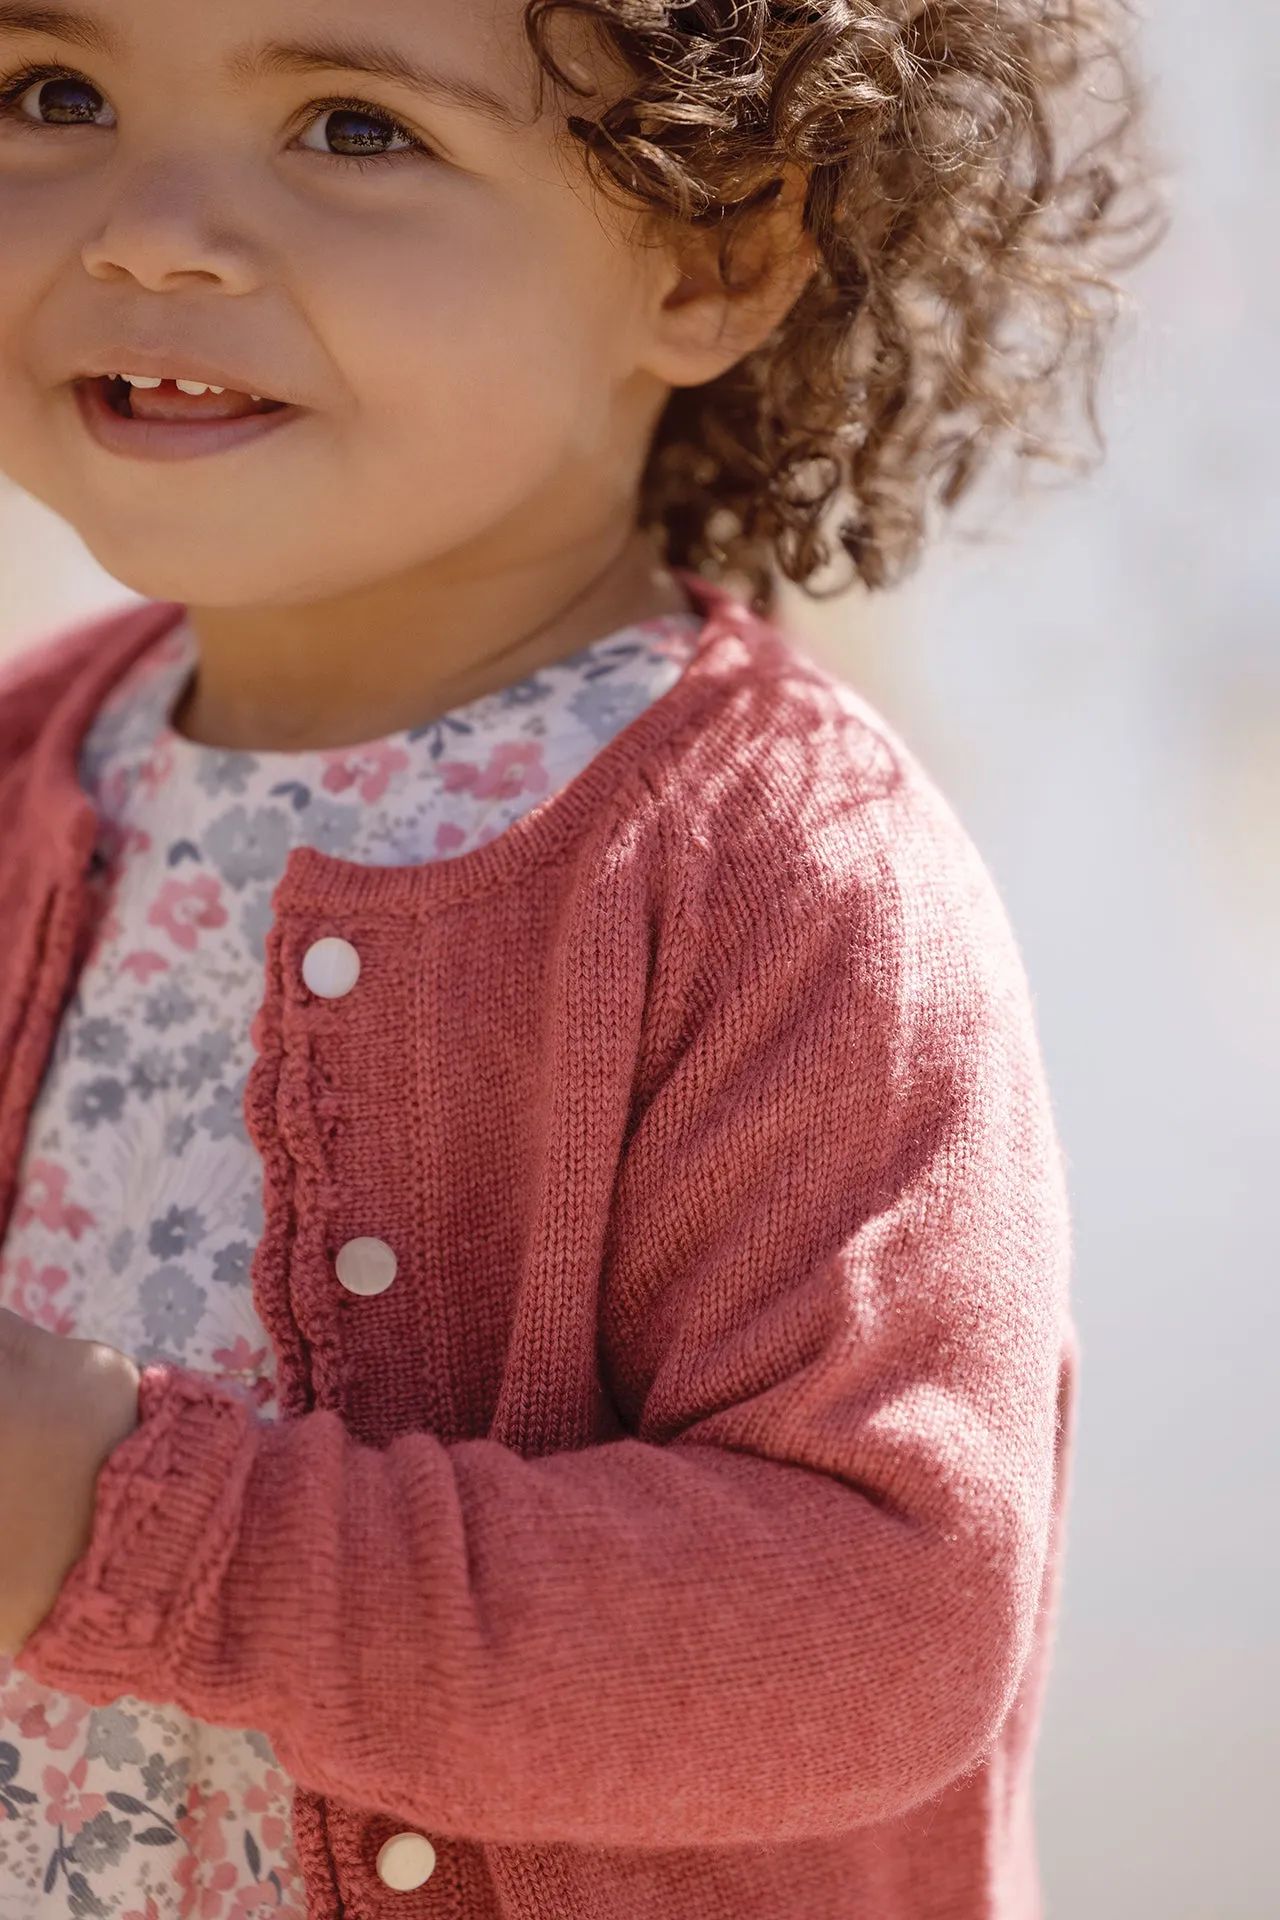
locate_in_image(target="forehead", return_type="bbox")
[0,0,576,118]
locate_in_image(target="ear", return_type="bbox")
[641,166,818,390]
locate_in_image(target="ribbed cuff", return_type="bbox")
[16,1364,260,1702]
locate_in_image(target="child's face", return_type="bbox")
[0,0,680,607]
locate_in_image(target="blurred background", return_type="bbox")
[0,1,1274,1914]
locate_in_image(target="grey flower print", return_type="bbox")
[200,1078,249,1142]
[66,1865,111,1916]
[212,1240,254,1288]
[67,1077,126,1129]
[68,1809,133,1873]
[568,675,651,742]
[140,1750,189,1806]
[406,711,475,761]
[204,804,290,890]
[130,1048,173,1101]
[139,1263,207,1350]
[148,1204,207,1259]
[243,1728,278,1764]
[241,886,277,959]
[164,1113,197,1155]
[144,979,197,1031]
[494,675,553,712]
[85,1708,148,1772]
[176,1029,235,1095]
[107,1228,135,1276]
[241,1183,265,1236]
[196,749,260,798]
[300,795,360,856]
[73,1018,129,1067]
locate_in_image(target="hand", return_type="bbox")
[0,1306,141,1657]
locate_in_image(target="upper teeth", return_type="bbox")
[115,375,227,395]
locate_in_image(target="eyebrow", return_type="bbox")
[229,36,528,130]
[0,8,528,129]
[0,5,120,54]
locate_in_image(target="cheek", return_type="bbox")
[0,184,74,358]
[304,208,625,478]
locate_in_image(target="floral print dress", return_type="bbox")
[0,605,703,1920]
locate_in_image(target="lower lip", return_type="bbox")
[73,378,299,462]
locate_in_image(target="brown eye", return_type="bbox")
[300,106,416,160]
[19,74,116,127]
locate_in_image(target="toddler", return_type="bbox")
[0,2,1150,1917]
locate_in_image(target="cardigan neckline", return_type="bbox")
[19,570,775,913]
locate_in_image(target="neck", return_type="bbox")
[172,524,693,753]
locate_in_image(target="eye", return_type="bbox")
[13,71,116,128]
[298,104,420,162]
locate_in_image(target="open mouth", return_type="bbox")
[97,375,288,422]
[74,372,299,461]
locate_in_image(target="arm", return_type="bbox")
[16,769,1073,1850]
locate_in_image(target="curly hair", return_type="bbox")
[524,0,1160,613]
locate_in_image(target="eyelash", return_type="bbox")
[295,94,430,168]
[0,63,432,169]
[0,60,82,115]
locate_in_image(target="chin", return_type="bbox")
[80,552,249,608]
[74,526,306,610]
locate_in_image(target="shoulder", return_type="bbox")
[627,602,1067,1225]
[652,607,1024,1003]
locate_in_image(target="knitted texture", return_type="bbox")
[1,575,1076,1919]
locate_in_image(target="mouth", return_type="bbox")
[73,374,299,462]
[100,374,286,422]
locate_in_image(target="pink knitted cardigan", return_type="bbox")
[1,573,1075,1920]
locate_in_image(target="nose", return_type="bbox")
[80,160,261,295]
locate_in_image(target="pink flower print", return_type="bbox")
[42,1756,108,1835]
[122,1900,163,1920]
[434,821,468,858]
[86,908,124,964]
[177,1784,233,1862]
[119,949,171,984]
[228,1883,284,1920]
[96,819,153,890]
[244,1768,292,1851]
[148,873,228,952]
[439,740,548,802]
[261,1813,287,1851]
[211,1335,267,1374]
[0,1672,90,1750]
[1,1258,76,1335]
[99,767,133,819]
[211,1336,276,1413]
[85,821,154,965]
[320,741,410,804]
[174,1855,238,1920]
[641,619,700,661]
[15,1160,96,1240]
[137,736,176,798]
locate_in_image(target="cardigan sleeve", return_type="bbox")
[15,747,1075,1851]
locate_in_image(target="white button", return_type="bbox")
[302,937,361,1000]
[377,1833,437,1891]
[335,1237,398,1298]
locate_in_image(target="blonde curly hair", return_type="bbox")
[525,0,1160,613]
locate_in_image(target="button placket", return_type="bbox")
[296,937,401,1302]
